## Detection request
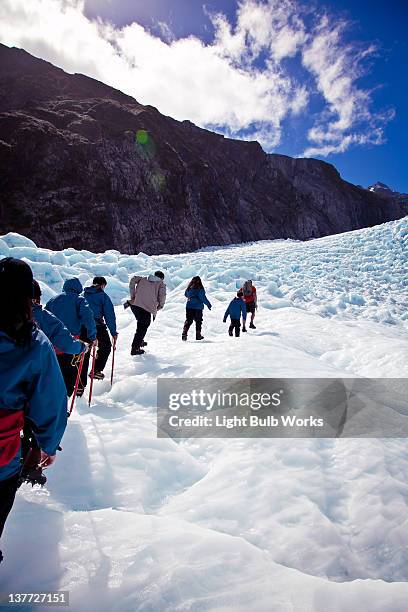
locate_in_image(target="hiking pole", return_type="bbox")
[69,351,85,417]
[88,342,97,407]
[110,336,117,386]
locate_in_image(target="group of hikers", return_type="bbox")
[126,272,257,351]
[0,255,258,562]
[181,275,257,340]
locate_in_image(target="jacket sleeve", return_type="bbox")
[223,304,230,322]
[200,289,212,309]
[43,308,86,354]
[26,337,68,455]
[45,296,55,314]
[129,276,142,301]
[253,287,257,306]
[241,302,247,320]
[78,297,97,340]
[157,283,167,311]
[103,294,117,336]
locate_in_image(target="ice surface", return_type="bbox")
[0,218,407,611]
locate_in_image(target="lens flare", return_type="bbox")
[135,129,156,160]
[136,129,149,145]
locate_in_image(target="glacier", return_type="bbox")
[0,217,407,611]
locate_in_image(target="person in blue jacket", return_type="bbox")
[223,290,247,337]
[182,276,212,341]
[32,280,87,356]
[46,278,96,397]
[83,277,118,380]
[0,258,67,563]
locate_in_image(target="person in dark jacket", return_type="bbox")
[0,258,67,563]
[223,291,247,337]
[46,278,97,397]
[32,280,87,356]
[182,276,212,341]
[83,277,118,380]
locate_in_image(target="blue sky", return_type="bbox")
[84,0,407,192]
[1,0,406,191]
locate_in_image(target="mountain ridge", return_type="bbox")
[0,43,406,254]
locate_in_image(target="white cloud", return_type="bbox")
[0,0,392,157]
[300,15,396,157]
[155,21,175,43]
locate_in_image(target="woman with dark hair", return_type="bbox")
[0,258,67,564]
[182,276,212,341]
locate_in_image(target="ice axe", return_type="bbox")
[88,342,97,407]
[110,335,117,386]
[69,351,85,416]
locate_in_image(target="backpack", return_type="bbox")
[0,408,24,467]
[243,281,253,297]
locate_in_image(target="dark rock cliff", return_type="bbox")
[0,44,406,254]
[368,182,408,207]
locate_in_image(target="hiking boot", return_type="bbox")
[228,329,233,336]
[242,326,247,332]
[249,322,256,329]
[90,371,104,380]
[182,321,190,341]
[196,334,204,340]
[76,388,84,398]
[131,348,145,355]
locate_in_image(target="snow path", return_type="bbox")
[0,218,407,611]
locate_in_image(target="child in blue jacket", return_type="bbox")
[46,278,96,397]
[223,291,247,337]
[0,258,67,563]
[182,276,212,341]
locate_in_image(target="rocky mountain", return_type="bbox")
[368,182,408,207]
[0,43,406,254]
[368,182,395,196]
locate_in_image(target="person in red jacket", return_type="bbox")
[240,280,257,331]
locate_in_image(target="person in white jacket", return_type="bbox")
[128,271,166,355]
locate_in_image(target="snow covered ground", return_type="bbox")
[0,218,407,611]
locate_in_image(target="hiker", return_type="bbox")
[182,276,212,341]
[223,290,247,337]
[46,278,97,397]
[32,280,88,356]
[0,258,67,563]
[240,280,257,330]
[83,277,118,380]
[128,271,166,355]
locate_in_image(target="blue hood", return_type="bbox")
[63,278,83,294]
[46,280,96,340]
